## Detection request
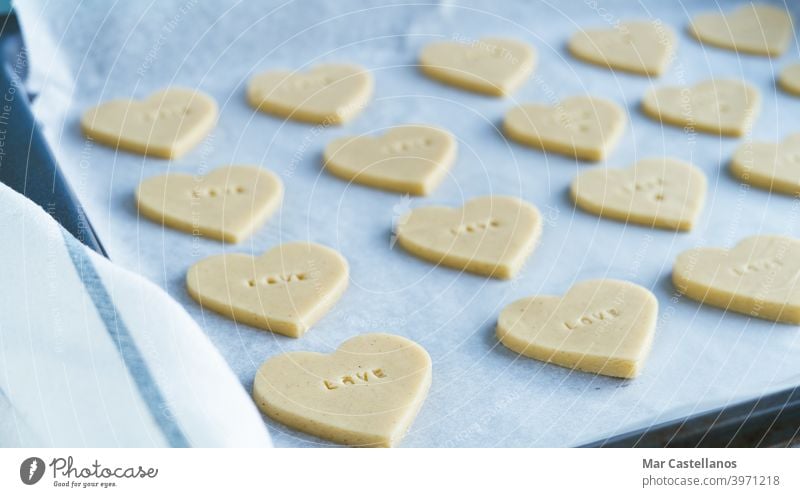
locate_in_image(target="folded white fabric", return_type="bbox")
[0,182,271,447]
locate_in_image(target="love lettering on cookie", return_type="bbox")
[322,368,387,390]
[562,307,621,331]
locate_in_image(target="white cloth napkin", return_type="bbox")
[0,182,272,447]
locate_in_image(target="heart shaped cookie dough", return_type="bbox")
[186,242,348,337]
[689,4,793,57]
[253,333,431,447]
[323,125,456,195]
[642,79,760,137]
[730,134,800,196]
[395,196,541,279]
[568,21,676,76]
[570,158,707,231]
[497,279,658,379]
[136,165,283,243]
[419,37,536,96]
[81,87,218,159]
[247,64,372,124]
[778,64,800,96]
[673,235,800,324]
[504,97,625,161]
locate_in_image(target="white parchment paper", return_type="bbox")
[15,0,800,447]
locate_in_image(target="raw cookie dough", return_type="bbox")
[570,158,707,231]
[247,64,372,124]
[419,37,536,96]
[504,97,625,161]
[497,279,658,379]
[689,4,793,57]
[323,125,456,195]
[81,87,217,159]
[673,235,800,324]
[568,20,676,76]
[136,165,283,243]
[395,195,541,279]
[778,64,800,96]
[730,134,800,196]
[253,333,431,448]
[641,79,760,137]
[186,242,348,337]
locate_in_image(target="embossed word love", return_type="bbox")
[497,279,658,378]
[186,242,348,337]
[419,37,536,96]
[324,125,456,195]
[395,195,541,279]
[673,235,800,324]
[642,79,760,137]
[571,158,706,231]
[504,96,625,161]
[81,87,218,159]
[253,333,432,447]
[730,134,800,197]
[247,64,372,124]
[136,165,283,243]
[690,4,792,57]
[568,21,676,76]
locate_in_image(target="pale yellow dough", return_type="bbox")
[419,37,536,96]
[641,79,760,137]
[568,21,676,76]
[570,158,707,231]
[186,242,348,337]
[778,64,800,96]
[323,125,456,195]
[497,279,658,379]
[689,4,793,57]
[395,195,541,279]
[253,333,431,448]
[81,87,217,159]
[730,134,800,196]
[504,97,625,161]
[247,64,372,124]
[136,165,283,243]
[673,235,800,324]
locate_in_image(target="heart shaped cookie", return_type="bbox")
[497,279,658,379]
[323,125,456,195]
[395,196,541,279]
[504,97,625,161]
[570,158,707,231]
[81,87,218,159]
[247,64,372,124]
[569,21,676,76]
[730,134,800,196]
[186,242,349,337]
[253,333,431,447]
[779,64,800,96]
[136,165,283,243]
[419,37,536,96]
[689,4,793,57]
[642,79,760,137]
[673,235,800,324]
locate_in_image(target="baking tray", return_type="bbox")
[3,3,799,448]
[0,13,106,257]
